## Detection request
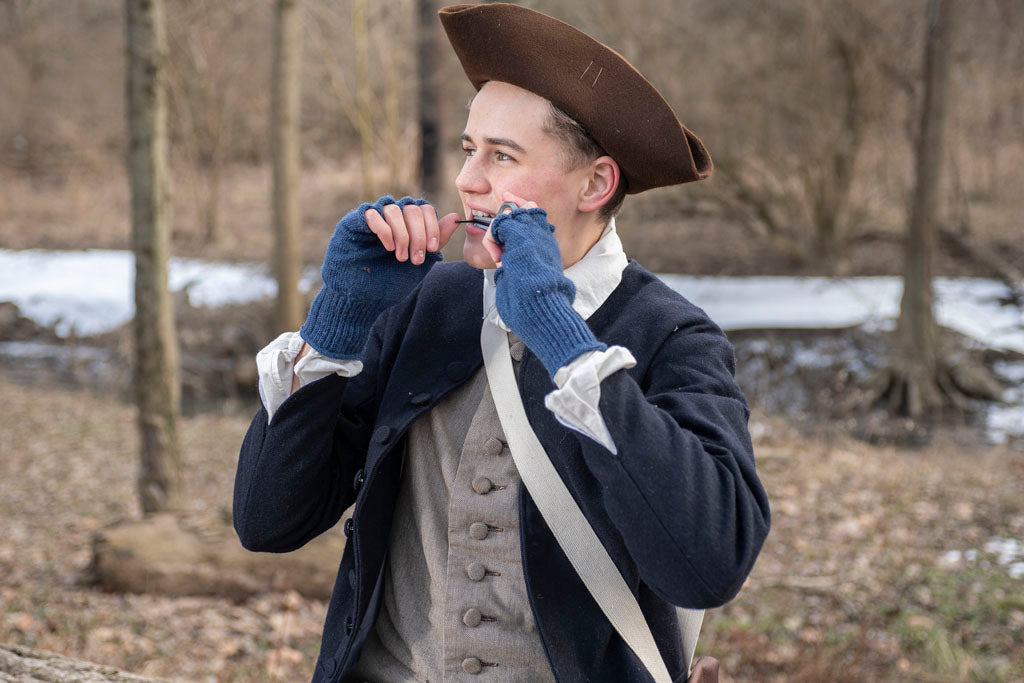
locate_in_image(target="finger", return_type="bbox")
[483,227,504,267]
[421,205,441,255]
[403,204,428,264]
[501,191,538,210]
[382,203,409,261]
[364,209,395,251]
[437,212,461,249]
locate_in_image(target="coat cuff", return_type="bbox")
[256,331,363,422]
[544,345,637,454]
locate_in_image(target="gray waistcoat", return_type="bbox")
[345,335,557,682]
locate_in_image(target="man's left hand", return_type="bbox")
[486,192,606,380]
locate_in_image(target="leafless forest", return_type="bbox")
[1,1,1023,681]
[2,0,1023,272]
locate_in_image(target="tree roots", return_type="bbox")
[860,357,1005,420]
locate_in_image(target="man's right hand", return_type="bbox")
[300,195,459,360]
[364,202,460,265]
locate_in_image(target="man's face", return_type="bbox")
[456,81,592,270]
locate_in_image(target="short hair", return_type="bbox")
[543,102,628,223]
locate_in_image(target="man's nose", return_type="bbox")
[455,157,489,196]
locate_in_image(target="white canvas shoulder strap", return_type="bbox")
[480,320,703,681]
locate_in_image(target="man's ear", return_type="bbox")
[578,156,620,214]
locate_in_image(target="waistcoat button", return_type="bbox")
[352,468,365,491]
[472,476,493,494]
[372,426,392,444]
[345,615,354,634]
[461,657,482,674]
[469,522,489,540]
[509,340,526,361]
[484,437,504,456]
[466,562,486,581]
[446,361,468,381]
[344,518,354,537]
[463,608,482,627]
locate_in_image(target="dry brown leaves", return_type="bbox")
[1,380,1022,680]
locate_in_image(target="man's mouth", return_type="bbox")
[457,209,495,227]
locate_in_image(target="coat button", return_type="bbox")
[466,562,486,581]
[411,392,431,406]
[469,522,489,540]
[463,608,482,627]
[461,657,482,674]
[509,340,526,361]
[352,468,365,491]
[446,361,467,381]
[321,656,337,677]
[345,615,354,634]
[348,569,357,588]
[344,518,354,537]
[373,426,392,444]
[484,437,504,456]
[472,476,493,494]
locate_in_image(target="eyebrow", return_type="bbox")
[460,133,526,154]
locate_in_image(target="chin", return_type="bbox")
[463,237,498,270]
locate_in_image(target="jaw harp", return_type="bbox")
[456,216,493,227]
[455,202,518,228]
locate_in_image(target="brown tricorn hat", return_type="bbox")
[438,2,712,194]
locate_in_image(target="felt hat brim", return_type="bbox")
[439,2,712,194]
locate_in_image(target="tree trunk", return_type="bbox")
[863,0,1005,420]
[417,0,443,202]
[352,0,375,198]
[271,0,304,333]
[812,35,863,271]
[894,0,951,393]
[125,0,182,513]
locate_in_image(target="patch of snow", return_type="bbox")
[0,249,316,337]
[984,537,1024,566]
[941,538,1024,579]
[987,402,1024,445]
[994,360,1024,384]
[1,250,1021,354]
[659,274,1024,354]
[938,550,962,569]
[0,341,112,362]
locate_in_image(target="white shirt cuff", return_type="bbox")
[544,345,637,454]
[256,331,363,422]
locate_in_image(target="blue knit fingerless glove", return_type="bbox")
[490,207,606,380]
[300,195,441,359]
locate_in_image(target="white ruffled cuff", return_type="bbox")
[545,345,637,454]
[256,331,363,422]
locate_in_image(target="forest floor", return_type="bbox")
[1,376,1022,682]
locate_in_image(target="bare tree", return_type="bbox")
[416,0,443,202]
[351,0,375,197]
[306,1,417,199]
[125,0,182,513]
[164,2,248,245]
[271,0,303,333]
[866,0,1001,417]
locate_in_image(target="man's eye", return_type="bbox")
[496,151,514,162]
[462,147,475,157]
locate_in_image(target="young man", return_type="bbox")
[234,4,770,682]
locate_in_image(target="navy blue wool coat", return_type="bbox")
[233,260,770,683]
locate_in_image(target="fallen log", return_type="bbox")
[0,643,161,682]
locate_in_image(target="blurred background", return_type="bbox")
[1,0,1022,680]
